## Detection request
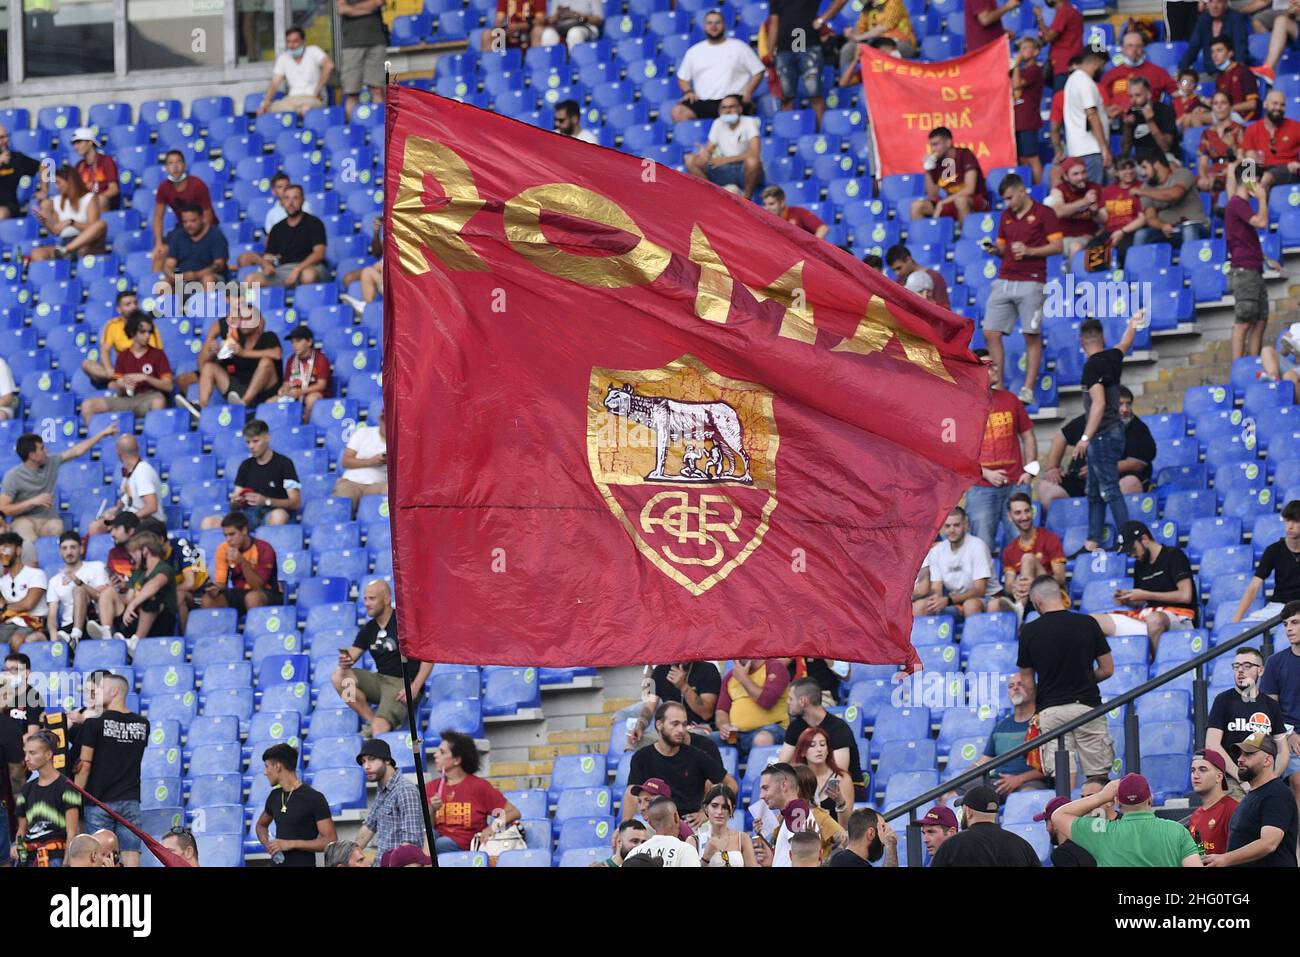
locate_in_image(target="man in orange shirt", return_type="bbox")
[1001,492,1067,612]
[200,511,281,612]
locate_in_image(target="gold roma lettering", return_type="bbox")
[690,224,814,343]
[391,135,489,274]
[831,295,955,383]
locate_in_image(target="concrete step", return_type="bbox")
[548,728,610,745]
[602,696,640,712]
[587,712,617,729]
[489,760,554,777]
[528,743,608,760]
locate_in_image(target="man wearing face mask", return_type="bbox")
[685,94,764,198]
[1178,0,1249,75]
[1210,37,1258,123]
[149,151,217,273]
[1244,90,1300,198]
[1102,30,1178,121]
[257,27,334,118]
[825,807,897,866]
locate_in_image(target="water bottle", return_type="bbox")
[271,851,285,864]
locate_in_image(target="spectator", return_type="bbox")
[1224,161,1272,364]
[1251,0,1300,83]
[1102,157,1147,267]
[552,99,597,145]
[275,324,331,421]
[73,673,148,867]
[338,0,387,121]
[340,217,384,310]
[792,726,854,822]
[778,676,864,799]
[982,173,1061,401]
[1208,731,1299,866]
[331,408,387,513]
[382,845,435,867]
[196,306,284,409]
[89,435,161,542]
[1179,0,1250,73]
[885,243,950,307]
[911,126,990,224]
[481,0,543,51]
[0,532,47,653]
[0,126,43,220]
[1091,521,1198,656]
[92,828,120,868]
[1012,36,1047,184]
[30,164,107,261]
[1001,493,1067,612]
[92,532,179,648]
[967,351,1036,551]
[1048,56,1079,178]
[714,657,790,757]
[1077,317,1141,549]
[102,511,140,582]
[767,0,847,129]
[81,291,155,389]
[70,128,119,212]
[623,795,702,866]
[1047,157,1105,268]
[1261,601,1300,813]
[254,743,335,867]
[1243,89,1300,198]
[825,806,896,866]
[1063,45,1112,184]
[253,184,328,287]
[1262,323,1300,401]
[200,418,300,531]
[200,511,282,612]
[0,355,14,421]
[1034,0,1083,90]
[1234,501,1300,624]
[766,764,845,865]
[1039,384,1154,518]
[1206,647,1290,796]
[334,579,429,736]
[534,0,605,48]
[353,738,427,867]
[625,778,697,843]
[627,660,722,749]
[257,27,334,118]
[918,806,959,860]
[237,174,316,269]
[591,819,649,867]
[137,517,205,634]
[1188,749,1239,856]
[1036,794,1097,865]
[965,0,1019,53]
[1134,150,1211,248]
[685,95,764,198]
[1211,37,1259,123]
[931,784,1042,866]
[914,506,1012,617]
[45,532,109,646]
[696,784,757,867]
[1174,68,1212,130]
[838,0,917,83]
[1167,0,1202,41]
[1,653,43,803]
[63,833,101,868]
[1118,77,1178,162]
[161,204,228,288]
[161,826,200,866]
[674,11,766,123]
[970,671,1050,795]
[1017,575,1116,792]
[1102,30,1178,120]
[150,152,218,273]
[862,253,884,271]
[1198,92,1247,206]
[0,426,117,564]
[81,314,173,428]
[760,185,827,237]
[788,829,822,867]
[426,730,520,854]
[623,702,726,826]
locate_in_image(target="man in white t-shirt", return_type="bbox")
[257,27,335,117]
[0,531,48,652]
[0,356,16,421]
[553,99,598,145]
[684,95,764,198]
[913,506,1012,618]
[622,796,701,866]
[672,11,766,123]
[45,531,110,645]
[534,0,604,48]
[87,434,160,539]
[1063,45,1112,184]
[332,409,387,514]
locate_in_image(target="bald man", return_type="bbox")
[93,828,121,867]
[333,580,431,735]
[86,435,161,538]
[65,833,101,867]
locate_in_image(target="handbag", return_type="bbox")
[472,822,527,857]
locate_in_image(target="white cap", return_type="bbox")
[70,126,98,143]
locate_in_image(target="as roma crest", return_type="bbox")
[588,355,777,596]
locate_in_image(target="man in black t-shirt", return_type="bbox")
[1232,499,1300,625]
[1018,576,1115,792]
[1119,76,1177,159]
[0,128,43,218]
[825,808,895,867]
[201,419,302,532]
[1206,646,1290,796]
[778,676,863,796]
[931,785,1042,867]
[627,661,722,748]
[15,731,80,867]
[334,580,431,736]
[255,743,337,866]
[1207,732,1299,867]
[2,652,43,804]
[1040,386,1157,514]
[623,702,726,826]
[196,308,284,410]
[258,184,329,287]
[1036,795,1098,866]
[1091,521,1198,657]
[767,0,845,127]
[73,673,149,867]
[1077,317,1141,551]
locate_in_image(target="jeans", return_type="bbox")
[1080,153,1104,185]
[1085,424,1129,544]
[84,801,143,854]
[434,835,463,855]
[1133,221,1209,247]
[965,482,1031,555]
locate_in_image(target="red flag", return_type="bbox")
[383,87,989,668]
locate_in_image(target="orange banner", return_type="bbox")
[860,42,1016,179]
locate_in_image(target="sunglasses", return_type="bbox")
[167,825,193,836]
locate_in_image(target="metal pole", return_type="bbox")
[905,808,922,867]
[1193,663,1208,751]
[401,664,438,868]
[1055,739,1070,796]
[1124,701,1140,774]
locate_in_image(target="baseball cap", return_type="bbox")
[1116,772,1151,806]
[380,844,432,867]
[1059,156,1085,176]
[630,777,672,798]
[1196,749,1229,779]
[107,512,141,531]
[355,738,396,767]
[1115,520,1152,553]
[287,324,315,341]
[1238,730,1278,756]
[957,785,1000,814]
[71,126,99,144]
[1033,796,1071,822]
[920,806,958,829]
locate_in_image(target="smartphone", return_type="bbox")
[981,240,999,253]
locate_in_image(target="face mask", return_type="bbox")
[1119,54,1143,68]
[720,113,740,126]
[1216,58,1233,72]
[167,173,185,184]
[290,46,306,59]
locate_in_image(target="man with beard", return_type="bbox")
[624,701,726,828]
[1047,156,1104,268]
[1206,647,1289,797]
[622,796,701,867]
[969,671,1049,795]
[1091,521,1198,657]
[826,807,897,867]
[0,532,47,652]
[591,820,649,867]
[1119,77,1177,161]
[1035,795,1096,866]
[1001,492,1067,614]
[932,784,1042,866]
[1188,750,1238,857]
[671,10,765,122]
[354,739,426,866]
[918,805,958,861]
[1260,601,1300,821]
[910,126,990,224]
[1206,732,1298,866]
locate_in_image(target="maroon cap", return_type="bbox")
[1033,796,1071,822]
[1059,156,1085,176]
[920,806,958,829]
[1197,749,1228,780]
[1117,773,1151,806]
[630,777,672,798]
[381,844,432,867]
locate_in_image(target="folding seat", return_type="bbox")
[548,754,606,802]
[141,747,182,779]
[965,642,1019,675]
[310,708,359,738]
[936,709,996,757]
[260,682,313,715]
[962,612,1016,646]
[194,834,244,867]
[189,743,242,776]
[482,666,542,716]
[201,662,254,692]
[190,636,245,672]
[872,706,930,744]
[1187,517,1243,564]
[201,687,255,724]
[141,777,183,811]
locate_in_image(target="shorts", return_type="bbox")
[1037,703,1114,781]
[1264,165,1297,186]
[270,94,325,113]
[1287,751,1300,780]
[97,391,167,415]
[982,279,1045,335]
[228,374,282,409]
[340,44,386,95]
[934,192,990,218]
[775,48,824,100]
[266,262,332,285]
[706,162,747,191]
[683,98,722,119]
[237,503,273,531]
[0,620,40,646]
[83,800,143,854]
[351,668,411,730]
[1230,267,1268,325]
[1107,607,1196,635]
[1015,129,1040,158]
[216,586,283,614]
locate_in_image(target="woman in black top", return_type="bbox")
[794,726,854,824]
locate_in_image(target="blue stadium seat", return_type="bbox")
[202,662,254,691]
[425,698,485,741]
[190,743,242,776]
[190,636,245,672]
[202,687,255,724]
[187,772,243,809]
[141,746,182,779]
[555,817,615,856]
[1142,753,1191,802]
[141,778,183,811]
[186,608,238,638]
[962,612,1016,646]
[1187,517,1243,564]
[482,666,541,716]
[547,753,606,802]
[308,734,362,770]
[555,787,613,821]
[873,706,930,744]
[133,637,187,668]
[260,682,313,715]
[195,834,244,867]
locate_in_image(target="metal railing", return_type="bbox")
[882,612,1282,865]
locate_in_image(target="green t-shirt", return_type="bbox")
[1069,811,1200,867]
[128,560,178,618]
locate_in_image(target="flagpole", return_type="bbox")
[402,666,439,868]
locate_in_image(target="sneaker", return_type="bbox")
[125,635,139,657]
[1017,386,1035,405]
[174,393,202,421]
[1251,64,1275,84]
[86,620,110,640]
[52,245,70,260]
[226,390,243,405]
[56,630,71,644]
[340,294,367,315]
[1257,370,1279,382]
